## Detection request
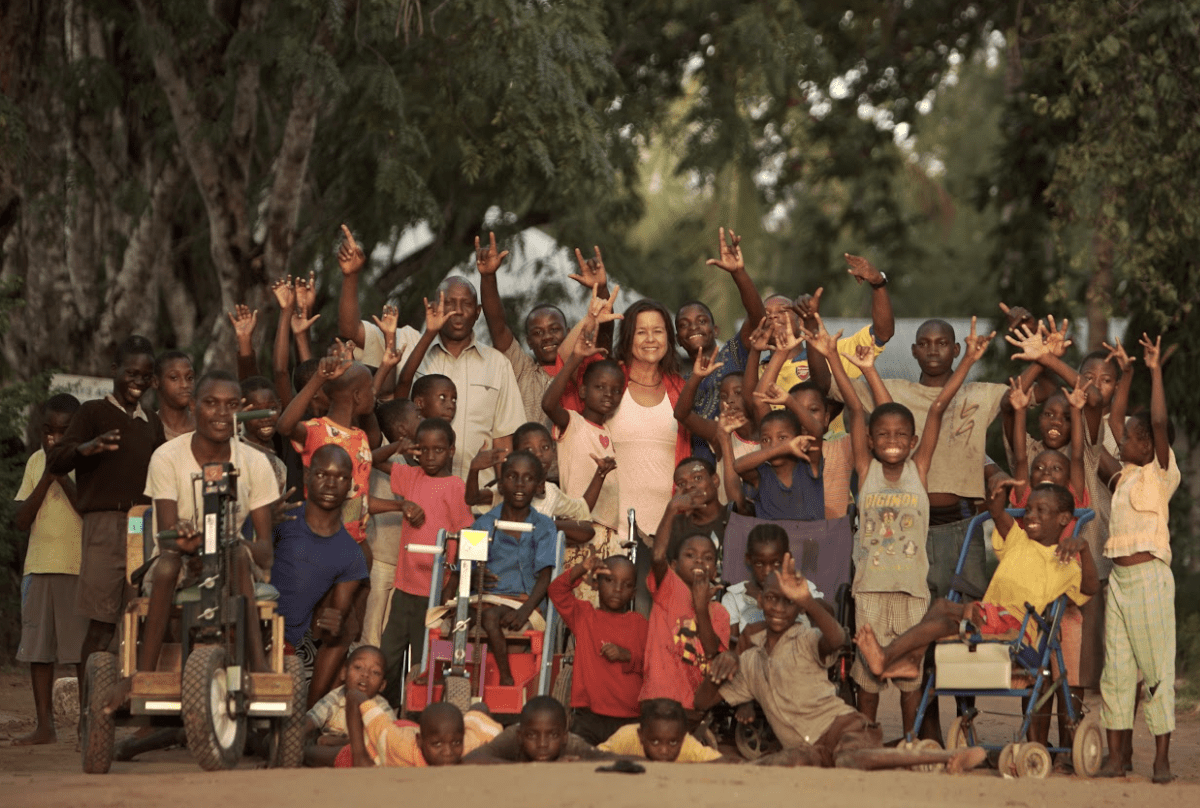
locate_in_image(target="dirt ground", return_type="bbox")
[2,668,1198,808]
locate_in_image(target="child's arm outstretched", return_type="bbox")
[394,293,448,400]
[465,441,510,506]
[541,319,600,431]
[1063,376,1090,497]
[806,314,871,481]
[706,227,767,346]
[741,318,773,421]
[986,478,1019,541]
[275,347,351,443]
[1007,377,1033,501]
[732,434,814,486]
[689,561,723,659]
[911,316,993,487]
[713,411,749,513]
[1102,336,1135,448]
[778,552,844,657]
[1139,333,1172,469]
[844,344,892,406]
[579,454,617,511]
[229,304,260,380]
[271,277,298,407]
[753,315,804,419]
[672,346,725,445]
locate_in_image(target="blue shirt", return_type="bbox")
[271,504,368,646]
[749,461,825,522]
[687,334,749,464]
[473,504,559,597]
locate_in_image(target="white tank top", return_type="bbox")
[607,388,677,539]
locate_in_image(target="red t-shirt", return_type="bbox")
[389,464,474,596]
[548,570,647,718]
[297,417,373,543]
[638,567,729,709]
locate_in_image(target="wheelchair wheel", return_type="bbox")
[81,652,117,774]
[946,716,971,749]
[1016,742,1051,779]
[182,645,247,771]
[1071,715,1103,778]
[734,718,768,761]
[998,742,1018,777]
[268,656,308,768]
[443,674,472,711]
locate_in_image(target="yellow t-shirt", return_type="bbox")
[598,723,723,762]
[15,449,82,575]
[772,325,884,435]
[983,523,1089,622]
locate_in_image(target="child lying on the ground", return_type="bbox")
[463,696,612,763]
[597,698,723,762]
[303,646,393,766]
[344,699,500,767]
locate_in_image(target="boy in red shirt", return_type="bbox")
[548,551,646,744]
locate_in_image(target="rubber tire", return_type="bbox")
[1016,741,1052,779]
[268,657,308,768]
[735,718,768,761]
[1072,714,1104,778]
[81,652,117,774]
[946,716,971,749]
[443,674,472,711]
[182,645,247,771]
[998,742,1018,777]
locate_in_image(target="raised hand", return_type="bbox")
[844,254,884,286]
[998,301,1037,334]
[1043,315,1072,358]
[1138,332,1165,370]
[575,324,605,359]
[1005,322,1048,361]
[318,346,352,381]
[801,313,841,358]
[794,287,824,328]
[772,312,805,355]
[475,231,509,276]
[752,384,788,408]
[988,477,1020,507]
[570,245,608,290]
[586,282,623,325]
[470,440,510,471]
[1063,376,1090,410]
[423,291,448,334]
[962,316,996,362]
[1102,336,1135,373]
[271,277,295,309]
[746,317,773,352]
[291,305,321,335]
[590,454,617,478]
[787,434,815,457]
[379,343,405,371]
[337,225,366,276]
[294,271,317,313]
[845,343,876,371]
[372,304,399,345]
[705,227,744,274]
[1007,376,1032,411]
[79,429,121,456]
[227,304,258,342]
[718,407,748,435]
[777,552,813,605]
[691,345,724,379]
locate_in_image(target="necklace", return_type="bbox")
[628,376,662,387]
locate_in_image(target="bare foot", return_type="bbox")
[103,676,133,716]
[879,651,923,680]
[11,727,56,746]
[946,746,988,774]
[854,624,887,677]
[1153,760,1173,784]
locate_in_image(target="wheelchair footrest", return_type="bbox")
[935,642,1012,689]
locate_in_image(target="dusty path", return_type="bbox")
[2,670,1197,807]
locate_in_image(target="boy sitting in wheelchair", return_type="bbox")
[854,481,1099,685]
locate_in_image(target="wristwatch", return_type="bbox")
[870,272,889,290]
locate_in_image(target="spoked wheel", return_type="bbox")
[734,718,769,761]
[1072,715,1103,778]
[1016,742,1052,779]
[267,657,308,768]
[443,674,472,711]
[998,742,1019,777]
[182,645,247,771]
[946,716,972,749]
[81,652,117,774]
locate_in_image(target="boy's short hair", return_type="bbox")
[502,449,545,481]
[419,702,464,735]
[346,644,385,667]
[746,523,789,556]
[293,358,321,392]
[153,349,192,377]
[377,398,418,441]
[412,373,454,401]
[523,304,567,332]
[1028,482,1074,515]
[513,422,552,448]
[416,417,455,446]
[868,401,916,433]
[674,456,716,476]
[676,300,714,322]
[195,370,239,397]
[240,375,275,398]
[788,380,826,402]
[639,698,686,729]
[915,318,955,342]
[520,695,566,726]
[115,335,155,365]
[1080,350,1122,381]
[671,532,716,562]
[582,358,624,385]
[760,408,802,434]
[717,370,742,388]
[45,393,81,417]
[1127,410,1176,445]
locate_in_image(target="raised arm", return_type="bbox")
[673,347,724,444]
[395,293,447,400]
[741,318,772,420]
[986,478,1018,538]
[276,350,350,443]
[1007,377,1033,500]
[845,254,894,345]
[733,435,814,484]
[778,552,844,656]
[1063,377,1090,497]
[335,224,368,349]
[1139,333,1172,469]
[567,247,614,355]
[912,316,993,484]
[705,227,765,344]
[542,326,595,431]
[714,413,749,513]
[844,344,892,405]
[271,277,297,407]
[1102,336,1135,447]
[476,232,515,352]
[229,304,260,380]
[806,315,871,480]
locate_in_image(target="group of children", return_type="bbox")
[10,226,1180,783]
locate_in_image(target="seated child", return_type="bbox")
[721,524,824,647]
[344,699,501,767]
[731,410,821,520]
[303,645,394,766]
[464,696,611,763]
[472,451,559,686]
[381,417,473,704]
[854,482,1099,680]
[598,698,723,762]
[548,552,647,745]
[696,557,985,772]
[640,528,729,711]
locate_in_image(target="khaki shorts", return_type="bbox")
[76,511,132,624]
[851,591,929,693]
[142,543,267,598]
[18,574,90,664]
